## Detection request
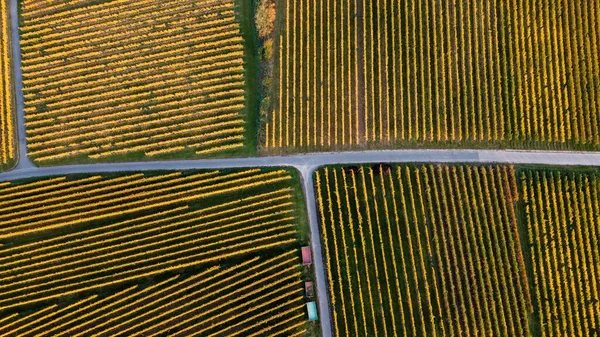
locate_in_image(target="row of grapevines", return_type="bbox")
[0,169,300,311]
[0,0,15,168]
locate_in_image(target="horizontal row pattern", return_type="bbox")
[20,0,248,163]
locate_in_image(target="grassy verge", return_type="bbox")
[235,0,260,156]
[261,137,600,156]
[296,169,322,336]
[287,167,310,246]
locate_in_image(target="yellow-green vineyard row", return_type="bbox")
[0,169,302,314]
[521,170,600,336]
[316,165,599,336]
[266,0,600,151]
[0,0,15,169]
[20,0,248,163]
[0,251,307,337]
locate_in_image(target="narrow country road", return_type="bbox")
[3,149,600,182]
[9,0,34,169]
[6,1,600,337]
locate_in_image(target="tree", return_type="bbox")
[255,0,276,40]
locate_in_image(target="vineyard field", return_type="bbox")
[266,0,600,152]
[0,0,15,171]
[0,168,309,336]
[19,0,255,164]
[520,169,600,336]
[315,164,531,336]
[316,164,600,336]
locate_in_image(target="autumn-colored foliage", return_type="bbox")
[255,0,276,39]
[265,0,600,151]
[20,0,248,162]
[0,169,306,335]
[0,0,15,169]
[522,170,600,336]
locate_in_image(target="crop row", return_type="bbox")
[0,169,299,311]
[0,169,290,238]
[0,0,15,168]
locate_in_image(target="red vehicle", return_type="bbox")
[305,281,314,298]
[302,246,312,266]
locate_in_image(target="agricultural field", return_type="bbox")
[315,164,599,336]
[520,169,600,336]
[0,0,15,171]
[265,0,600,152]
[19,0,254,165]
[0,168,311,336]
[316,164,531,336]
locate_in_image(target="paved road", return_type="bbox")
[9,0,34,169]
[299,166,332,336]
[3,149,600,182]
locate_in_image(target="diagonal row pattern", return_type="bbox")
[0,251,307,337]
[0,169,299,312]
